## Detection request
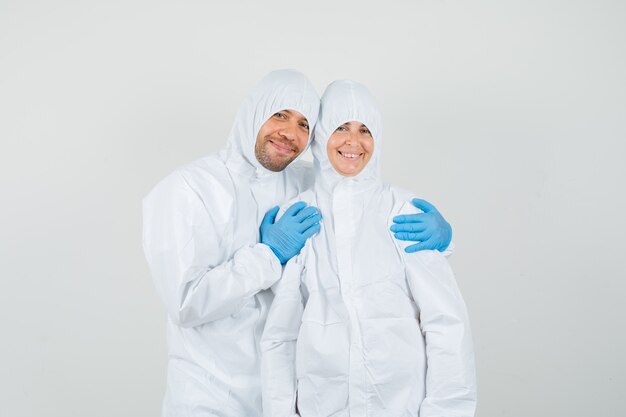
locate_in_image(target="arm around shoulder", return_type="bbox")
[391,198,455,256]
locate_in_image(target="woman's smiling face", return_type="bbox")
[326,121,375,177]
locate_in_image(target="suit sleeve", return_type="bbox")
[142,171,282,328]
[403,250,477,417]
[261,258,305,417]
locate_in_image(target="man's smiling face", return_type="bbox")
[255,109,310,172]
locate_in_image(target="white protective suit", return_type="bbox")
[142,70,320,416]
[261,81,476,417]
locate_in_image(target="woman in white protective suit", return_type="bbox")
[260,80,476,417]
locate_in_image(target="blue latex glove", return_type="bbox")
[390,198,452,253]
[260,201,322,264]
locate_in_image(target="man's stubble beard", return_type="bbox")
[255,140,298,172]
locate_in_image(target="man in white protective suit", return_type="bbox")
[142,70,454,416]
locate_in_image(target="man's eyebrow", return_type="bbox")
[279,109,309,123]
[281,109,298,117]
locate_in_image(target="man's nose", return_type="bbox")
[278,123,297,141]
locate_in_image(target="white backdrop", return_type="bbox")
[1,1,625,416]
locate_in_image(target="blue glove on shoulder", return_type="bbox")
[260,201,322,264]
[390,198,452,253]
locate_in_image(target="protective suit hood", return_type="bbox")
[225,69,320,175]
[311,80,382,189]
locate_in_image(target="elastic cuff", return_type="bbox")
[255,243,283,288]
[442,240,455,257]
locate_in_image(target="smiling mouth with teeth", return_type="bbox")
[338,150,363,160]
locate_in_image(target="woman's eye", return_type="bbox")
[300,123,309,130]
[335,126,346,132]
[361,129,371,135]
[274,112,286,119]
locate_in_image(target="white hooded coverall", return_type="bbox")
[142,70,320,416]
[261,81,476,417]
